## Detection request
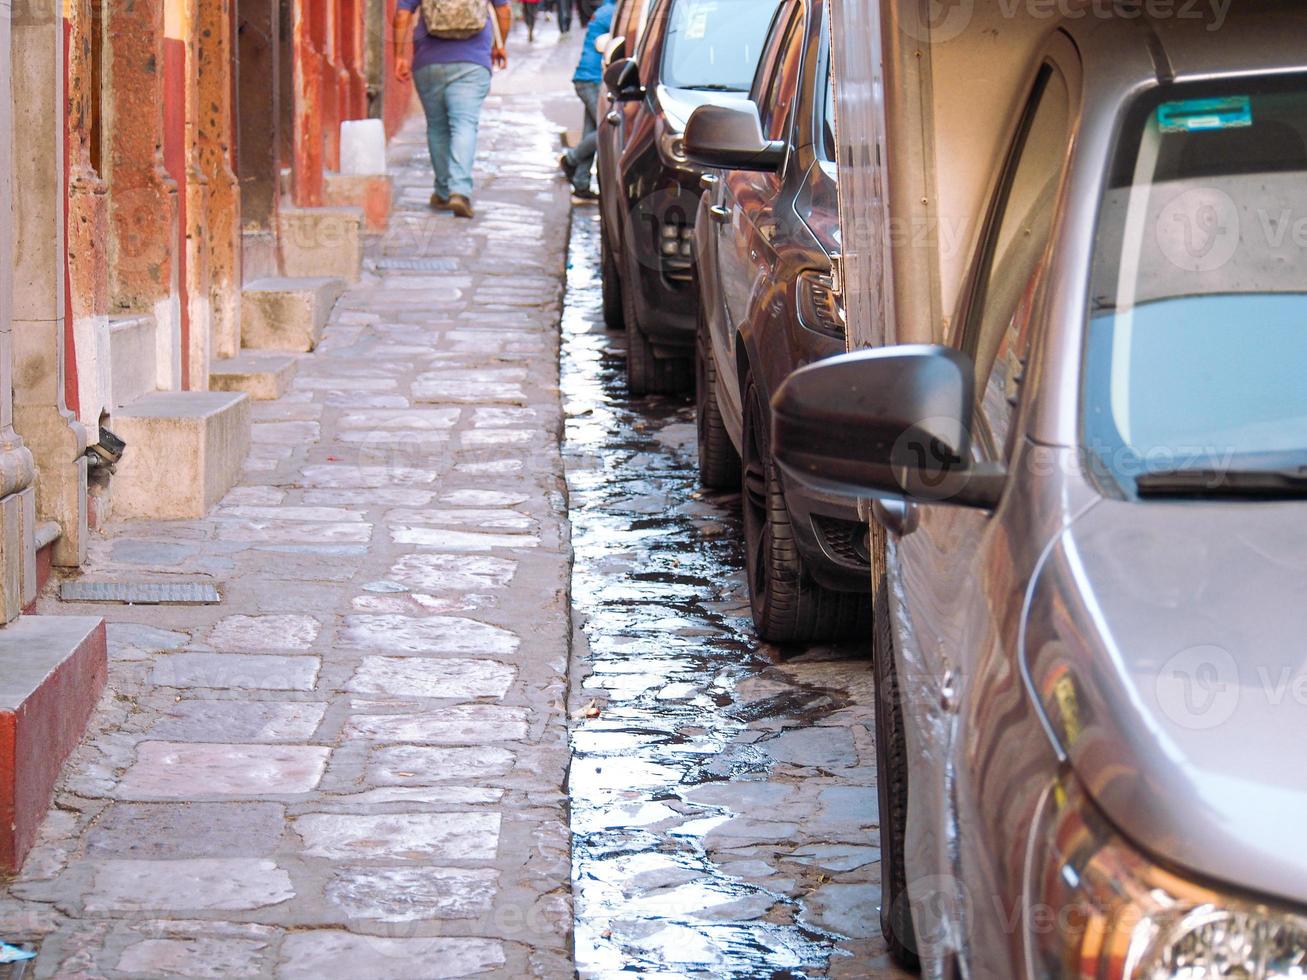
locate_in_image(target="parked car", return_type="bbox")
[596,0,654,66]
[774,7,1307,976]
[684,0,869,643]
[596,0,780,395]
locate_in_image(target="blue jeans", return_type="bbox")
[413,62,492,200]
[565,81,600,192]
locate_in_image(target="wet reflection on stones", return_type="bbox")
[563,213,903,976]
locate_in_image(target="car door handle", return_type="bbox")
[873,498,920,537]
[709,205,731,224]
[606,111,621,126]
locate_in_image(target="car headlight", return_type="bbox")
[1034,779,1307,979]
[656,117,690,170]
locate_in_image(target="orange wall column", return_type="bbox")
[103,0,183,392]
[292,0,325,206]
[195,0,243,361]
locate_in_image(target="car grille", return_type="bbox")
[811,514,871,567]
[659,220,694,287]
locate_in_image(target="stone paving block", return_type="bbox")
[84,858,294,912]
[298,464,436,488]
[116,743,330,798]
[86,803,287,858]
[438,489,530,507]
[340,614,518,656]
[148,701,327,742]
[278,932,505,980]
[325,866,498,921]
[367,746,516,786]
[105,623,190,661]
[390,527,541,550]
[294,812,501,861]
[344,704,529,744]
[208,614,321,651]
[151,653,321,691]
[383,508,535,530]
[388,553,517,591]
[348,656,515,699]
[118,936,271,978]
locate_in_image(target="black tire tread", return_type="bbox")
[696,313,741,490]
[600,218,624,331]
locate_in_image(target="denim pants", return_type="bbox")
[413,62,493,200]
[565,81,601,192]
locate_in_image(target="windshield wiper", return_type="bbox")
[679,84,741,92]
[1136,466,1307,498]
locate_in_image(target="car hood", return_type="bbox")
[656,85,749,132]
[1025,497,1307,906]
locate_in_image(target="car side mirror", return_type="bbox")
[604,58,644,102]
[771,345,1006,508]
[683,101,786,173]
[602,35,626,67]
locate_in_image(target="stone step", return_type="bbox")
[111,391,252,520]
[241,277,345,353]
[108,313,158,408]
[211,351,299,401]
[278,206,364,284]
[324,173,393,233]
[0,615,107,873]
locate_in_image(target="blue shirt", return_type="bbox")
[574,3,616,83]
[399,0,509,73]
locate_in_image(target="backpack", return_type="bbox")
[420,0,489,40]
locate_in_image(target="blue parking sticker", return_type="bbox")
[1158,96,1253,133]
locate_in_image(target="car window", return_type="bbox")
[660,0,781,92]
[1084,76,1307,490]
[820,47,835,161]
[963,64,1071,457]
[756,4,805,141]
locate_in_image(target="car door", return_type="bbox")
[888,57,1076,964]
[713,2,804,375]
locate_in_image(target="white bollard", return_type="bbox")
[340,119,387,176]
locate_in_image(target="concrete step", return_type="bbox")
[0,615,107,872]
[111,391,252,520]
[211,351,299,401]
[241,277,344,353]
[108,313,158,408]
[278,207,364,283]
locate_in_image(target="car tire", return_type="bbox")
[623,275,691,398]
[695,305,741,490]
[873,538,921,972]
[741,376,870,643]
[600,217,624,331]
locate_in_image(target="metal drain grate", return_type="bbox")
[59,581,222,605]
[374,257,460,272]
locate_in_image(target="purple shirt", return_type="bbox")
[399,0,508,73]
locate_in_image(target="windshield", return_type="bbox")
[661,0,779,92]
[1083,77,1307,490]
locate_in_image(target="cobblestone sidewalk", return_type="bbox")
[0,40,580,980]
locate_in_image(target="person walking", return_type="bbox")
[576,0,601,25]
[520,0,541,41]
[558,0,614,204]
[555,0,573,35]
[395,0,512,219]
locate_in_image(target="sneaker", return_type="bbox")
[449,194,475,219]
[430,192,452,211]
[571,188,600,205]
[558,153,577,181]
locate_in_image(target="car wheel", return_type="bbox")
[622,274,691,397]
[600,217,624,331]
[695,304,741,490]
[741,376,870,642]
[873,538,921,971]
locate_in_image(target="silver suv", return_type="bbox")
[773,7,1307,977]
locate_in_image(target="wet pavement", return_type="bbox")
[562,212,907,978]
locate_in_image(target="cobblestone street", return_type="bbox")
[0,33,895,980]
